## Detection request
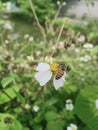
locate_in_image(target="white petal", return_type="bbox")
[67,127,71,130]
[70,124,77,129]
[53,72,66,90]
[35,62,50,71]
[34,70,52,86]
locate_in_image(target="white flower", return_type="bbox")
[62,2,66,6]
[18,63,29,69]
[67,124,78,130]
[83,43,93,49]
[33,105,40,112]
[57,1,60,5]
[27,55,34,61]
[58,41,64,49]
[65,99,74,111]
[29,36,34,42]
[3,22,13,30]
[36,51,41,56]
[44,56,54,64]
[25,104,30,109]
[78,35,85,42]
[5,40,9,44]
[95,99,98,109]
[75,48,80,53]
[80,55,91,62]
[34,62,66,90]
[24,34,29,39]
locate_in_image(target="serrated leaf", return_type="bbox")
[75,86,98,130]
[1,77,13,88]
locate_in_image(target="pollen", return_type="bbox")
[72,128,76,130]
[50,62,59,73]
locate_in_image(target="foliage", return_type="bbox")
[0,0,98,130]
[75,86,98,130]
[1,0,55,23]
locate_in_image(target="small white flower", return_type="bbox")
[62,2,66,6]
[80,55,91,62]
[83,43,93,49]
[36,51,41,56]
[45,56,54,64]
[25,104,30,109]
[58,41,64,49]
[66,99,74,111]
[18,63,29,69]
[27,55,34,61]
[95,99,98,109]
[3,22,13,30]
[33,105,40,112]
[34,62,66,90]
[57,1,60,5]
[29,36,34,42]
[5,40,9,44]
[78,35,85,42]
[75,48,80,53]
[24,34,29,39]
[67,124,78,130]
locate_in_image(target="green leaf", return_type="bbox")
[90,1,94,7]
[34,112,44,123]
[0,86,20,105]
[91,45,98,54]
[0,113,14,121]
[81,126,91,130]
[0,122,9,130]
[1,77,13,88]
[0,113,14,130]
[44,98,58,107]
[0,114,29,130]
[46,121,64,130]
[32,125,42,130]
[75,86,98,130]
[14,90,25,105]
[9,120,23,130]
[45,111,59,121]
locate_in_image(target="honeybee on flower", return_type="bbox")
[34,62,67,90]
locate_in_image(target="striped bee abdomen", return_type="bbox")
[55,69,64,80]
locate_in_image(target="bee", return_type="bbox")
[55,63,66,80]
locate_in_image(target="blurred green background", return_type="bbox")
[0,0,98,130]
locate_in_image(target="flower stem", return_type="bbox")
[50,23,65,57]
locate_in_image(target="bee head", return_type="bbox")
[60,63,66,71]
[60,63,71,72]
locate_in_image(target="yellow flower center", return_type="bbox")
[72,128,76,130]
[50,63,59,74]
